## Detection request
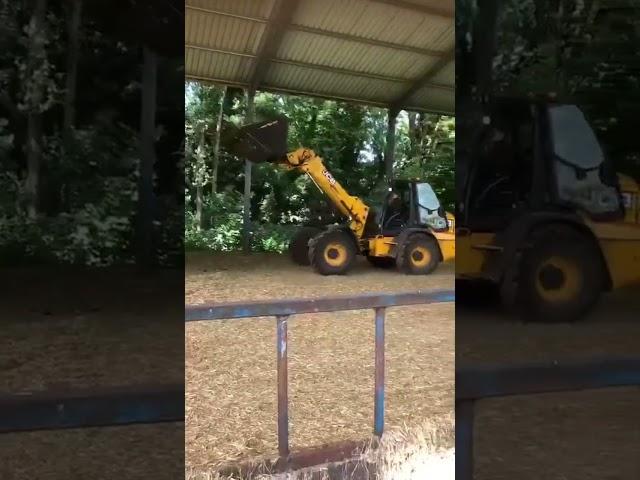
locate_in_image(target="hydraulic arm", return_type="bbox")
[276,148,371,239]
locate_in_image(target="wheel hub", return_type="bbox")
[409,245,431,268]
[323,241,347,267]
[535,256,582,303]
[538,264,565,290]
[327,248,340,260]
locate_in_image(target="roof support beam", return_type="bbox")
[290,24,444,57]
[249,0,300,91]
[186,44,453,90]
[390,48,454,111]
[368,0,453,19]
[186,5,266,23]
[186,5,445,58]
[185,75,454,115]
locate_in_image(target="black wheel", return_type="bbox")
[397,235,440,275]
[516,227,605,323]
[289,226,322,266]
[309,229,357,275]
[367,256,396,269]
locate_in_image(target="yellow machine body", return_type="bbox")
[279,148,455,267]
[456,173,640,290]
[588,174,640,289]
[366,231,455,262]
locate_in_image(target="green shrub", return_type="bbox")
[185,192,299,253]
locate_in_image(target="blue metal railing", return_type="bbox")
[186,289,455,460]
[0,384,183,433]
[0,289,453,454]
[455,357,640,479]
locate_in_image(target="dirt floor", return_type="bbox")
[0,267,184,480]
[185,252,455,470]
[1,266,184,390]
[457,288,640,480]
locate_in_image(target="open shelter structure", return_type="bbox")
[185,0,455,250]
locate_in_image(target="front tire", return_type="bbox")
[289,226,322,266]
[516,227,604,323]
[309,229,357,275]
[397,235,440,275]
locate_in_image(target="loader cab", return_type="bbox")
[376,180,448,235]
[460,98,623,232]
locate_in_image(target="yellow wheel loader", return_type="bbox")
[457,97,640,322]
[224,117,455,276]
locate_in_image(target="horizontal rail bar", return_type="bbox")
[185,290,454,322]
[0,384,184,434]
[456,357,640,401]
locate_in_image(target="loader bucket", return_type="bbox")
[221,116,289,164]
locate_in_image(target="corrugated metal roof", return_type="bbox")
[185,0,454,114]
[277,30,436,80]
[405,85,452,113]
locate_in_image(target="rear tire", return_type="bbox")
[309,229,357,275]
[289,226,322,266]
[367,256,396,269]
[397,235,440,275]
[516,227,604,323]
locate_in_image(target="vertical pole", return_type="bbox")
[211,86,227,196]
[63,0,82,144]
[276,314,289,459]
[243,89,256,253]
[137,46,157,267]
[373,307,386,437]
[384,108,398,186]
[456,399,475,480]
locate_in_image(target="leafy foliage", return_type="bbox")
[460,0,640,177]
[0,2,183,266]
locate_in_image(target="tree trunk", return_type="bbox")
[384,109,398,185]
[137,46,157,268]
[195,184,203,231]
[24,0,47,220]
[48,0,82,214]
[472,0,499,101]
[63,0,82,145]
[555,0,567,96]
[195,128,205,230]
[423,115,442,168]
[211,86,226,195]
[408,111,418,156]
[242,89,255,253]
[455,0,499,206]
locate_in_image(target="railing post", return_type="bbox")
[456,399,474,480]
[276,315,289,459]
[373,307,386,437]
